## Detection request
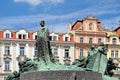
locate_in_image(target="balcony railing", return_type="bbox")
[63,57,71,65]
[17,55,27,61]
[3,54,12,60]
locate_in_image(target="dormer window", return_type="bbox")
[5,33,10,38]
[35,35,37,40]
[65,37,69,41]
[18,34,27,39]
[18,34,22,39]
[23,34,26,39]
[49,36,52,40]
[4,30,11,38]
[49,33,58,41]
[17,30,28,39]
[53,36,57,41]
[112,38,117,45]
[63,34,70,41]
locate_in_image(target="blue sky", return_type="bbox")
[0,0,120,32]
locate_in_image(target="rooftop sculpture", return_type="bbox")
[6,20,119,80]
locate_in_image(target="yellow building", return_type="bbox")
[106,27,120,77]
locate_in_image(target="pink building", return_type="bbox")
[68,16,106,59]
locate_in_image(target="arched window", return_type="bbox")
[112,38,117,44]
[89,23,92,30]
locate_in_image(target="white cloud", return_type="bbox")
[14,0,64,6]
[101,16,120,29]
[0,2,119,32]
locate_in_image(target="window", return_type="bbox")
[64,49,69,58]
[112,38,117,44]
[20,47,24,55]
[98,38,102,44]
[52,48,58,56]
[111,50,114,58]
[23,34,26,39]
[34,47,38,56]
[35,35,37,40]
[80,49,84,58]
[89,38,93,44]
[115,51,118,58]
[111,50,119,58]
[80,37,83,43]
[65,37,69,41]
[18,34,22,39]
[5,46,10,55]
[4,61,10,71]
[89,23,92,30]
[49,36,52,40]
[53,36,57,41]
[5,33,10,38]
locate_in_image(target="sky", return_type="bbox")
[0,0,120,32]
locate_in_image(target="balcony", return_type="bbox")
[4,70,11,73]
[54,55,59,61]
[33,55,38,60]
[75,43,99,48]
[63,57,71,65]
[17,55,27,61]
[3,54,12,60]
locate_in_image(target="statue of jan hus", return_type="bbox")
[36,20,54,63]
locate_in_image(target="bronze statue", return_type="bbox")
[105,58,120,77]
[36,20,54,63]
[18,58,37,73]
[6,71,20,80]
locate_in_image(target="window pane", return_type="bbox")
[35,35,37,40]
[65,37,69,41]
[23,34,26,39]
[80,37,83,43]
[34,47,38,56]
[6,33,10,38]
[20,47,24,55]
[53,36,57,41]
[64,49,69,58]
[112,38,116,44]
[89,38,92,44]
[49,36,52,40]
[111,50,114,58]
[18,34,22,39]
[98,38,102,44]
[115,51,118,58]
[5,46,10,55]
[4,61,10,70]
[80,49,84,58]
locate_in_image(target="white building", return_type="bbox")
[0,29,75,80]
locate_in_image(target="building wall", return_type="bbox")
[106,29,120,76]
[0,29,75,80]
[69,16,106,59]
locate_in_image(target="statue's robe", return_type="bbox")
[37,26,51,63]
[86,52,107,74]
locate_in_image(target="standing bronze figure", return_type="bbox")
[36,20,53,63]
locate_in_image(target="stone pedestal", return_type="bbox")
[20,70,103,80]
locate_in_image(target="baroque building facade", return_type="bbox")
[106,27,120,77]
[0,29,74,80]
[68,16,106,59]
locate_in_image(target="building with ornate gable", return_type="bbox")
[68,16,106,59]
